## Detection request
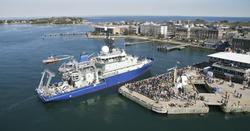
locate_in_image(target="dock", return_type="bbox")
[62,37,88,39]
[124,41,149,46]
[44,32,87,36]
[118,65,250,114]
[157,44,188,52]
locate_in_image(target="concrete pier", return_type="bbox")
[119,85,209,114]
[124,41,149,46]
[44,32,86,36]
[157,44,188,52]
[118,65,250,114]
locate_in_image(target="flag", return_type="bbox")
[177,61,180,64]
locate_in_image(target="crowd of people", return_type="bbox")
[125,67,199,102]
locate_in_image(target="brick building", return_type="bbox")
[232,33,250,52]
[175,27,223,39]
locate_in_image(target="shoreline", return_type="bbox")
[87,35,217,50]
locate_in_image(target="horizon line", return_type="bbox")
[1,15,250,19]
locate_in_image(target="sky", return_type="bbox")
[0,0,250,18]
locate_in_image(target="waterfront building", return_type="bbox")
[203,39,231,51]
[232,33,250,52]
[129,25,139,34]
[94,26,121,35]
[149,25,167,36]
[175,27,191,38]
[139,22,154,34]
[139,22,168,36]
[175,27,223,39]
[190,28,223,40]
[208,52,250,84]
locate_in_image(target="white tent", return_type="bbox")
[203,66,212,74]
[181,76,188,85]
[174,82,182,89]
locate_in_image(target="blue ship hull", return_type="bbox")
[36,57,155,102]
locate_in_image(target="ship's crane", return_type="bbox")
[167,66,177,84]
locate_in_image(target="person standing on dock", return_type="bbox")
[228,95,230,99]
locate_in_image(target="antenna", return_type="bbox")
[151,40,154,58]
[124,38,125,50]
[105,31,114,53]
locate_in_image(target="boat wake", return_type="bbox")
[0,95,37,115]
[55,55,73,61]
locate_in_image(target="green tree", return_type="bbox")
[157,33,165,39]
[141,33,146,36]
[92,30,99,35]
[123,30,134,35]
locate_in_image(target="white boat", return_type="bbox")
[152,107,168,114]
[42,54,59,63]
[178,47,185,50]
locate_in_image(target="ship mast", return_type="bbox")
[105,32,115,53]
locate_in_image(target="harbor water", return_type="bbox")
[0,24,250,131]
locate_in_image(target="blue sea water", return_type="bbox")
[0,17,250,131]
[2,16,250,23]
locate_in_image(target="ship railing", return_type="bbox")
[100,71,118,78]
[79,60,95,65]
[96,57,127,64]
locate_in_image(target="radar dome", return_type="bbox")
[102,46,109,54]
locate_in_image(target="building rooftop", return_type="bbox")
[208,52,250,64]
[233,34,250,40]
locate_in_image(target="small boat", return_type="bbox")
[178,47,185,50]
[152,107,168,114]
[42,54,59,63]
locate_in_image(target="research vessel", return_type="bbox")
[36,34,155,102]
